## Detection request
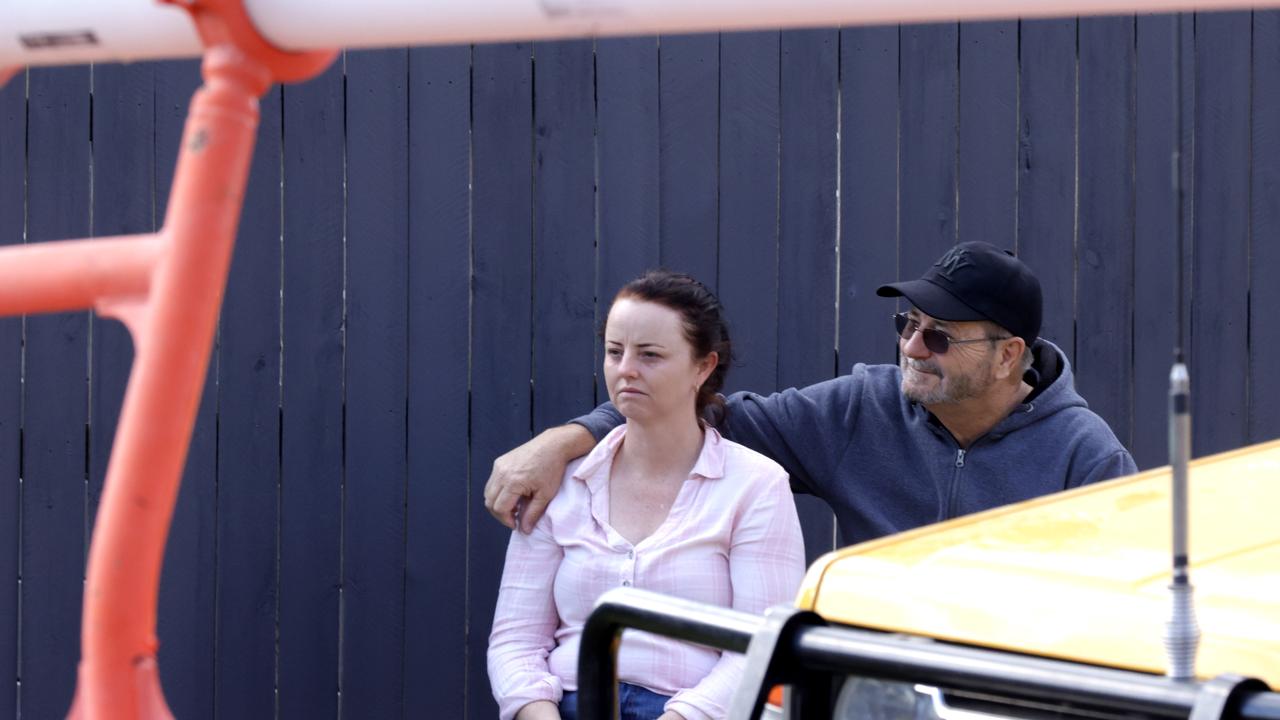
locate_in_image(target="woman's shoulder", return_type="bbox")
[712,431,789,487]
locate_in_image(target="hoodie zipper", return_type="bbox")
[943,448,967,519]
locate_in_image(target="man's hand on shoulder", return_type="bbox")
[484,424,596,533]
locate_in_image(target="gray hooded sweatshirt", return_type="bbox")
[574,339,1136,546]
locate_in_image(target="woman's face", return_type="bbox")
[603,298,717,425]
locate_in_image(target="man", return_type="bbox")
[485,241,1136,545]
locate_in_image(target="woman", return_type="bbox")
[488,270,806,720]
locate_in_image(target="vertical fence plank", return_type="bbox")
[958,21,1017,249]
[21,65,89,719]
[839,26,899,375]
[597,35,660,398]
[718,31,780,396]
[152,59,217,720]
[0,67,23,720]
[1192,11,1250,457]
[343,48,409,718]
[281,55,344,686]
[213,86,283,718]
[404,45,471,718]
[778,28,838,561]
[532,40,597,431]
[469,41,533,720]
[279,60,344,720]
[1076,17,1136,448]
[837,25,900,540]
[899,24,958,270]
[658,34,720,286]
[88,64,153,543]
[1250,11,1280,445]
[1017,19,1078,359]
[1133,14,1180,470]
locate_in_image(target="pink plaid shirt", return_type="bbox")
[488,425,806,720]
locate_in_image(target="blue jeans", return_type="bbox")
[560,682,671,720]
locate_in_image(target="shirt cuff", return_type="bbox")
[664,698,715,720]
[499,676,564,720]
[569,403,623,442]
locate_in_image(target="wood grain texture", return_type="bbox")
[1191,11,1251,457]
[21,64,90,719]
[279,59,345,720]
[0,64,23,720]
[468,41,533,720]
[342,48,410,718]
[779,28,838,561]
[1075,16,1136,449]
[404,44,472,719]
[1017,19,1078,359]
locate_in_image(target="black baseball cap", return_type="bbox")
[876,241,1042,345]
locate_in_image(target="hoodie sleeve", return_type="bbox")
[1074,448,1138,488]
[573,371,865,496]
[716,373,863,497]
[570,403,625,442]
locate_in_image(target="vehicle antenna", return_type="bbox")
[1164,9,1199,683]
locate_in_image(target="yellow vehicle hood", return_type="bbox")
[796,439,1280,686]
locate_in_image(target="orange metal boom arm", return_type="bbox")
[0,1,334,718]
[0,235,161,316]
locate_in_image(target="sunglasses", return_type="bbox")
[893,313,1010,354]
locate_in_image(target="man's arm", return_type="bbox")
[1077,448,1138,487]
[483,423,596,533]
[717,374,860,496]
[484,372,860,531]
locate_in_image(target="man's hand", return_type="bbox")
[484,424,596,533]
[656,711,686,720]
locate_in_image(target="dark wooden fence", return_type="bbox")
[2,13,1279,719]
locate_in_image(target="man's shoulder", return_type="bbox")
[1017,402,1133,478]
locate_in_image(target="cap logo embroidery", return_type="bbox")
[934,246,973,280]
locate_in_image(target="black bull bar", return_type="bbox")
[577,587,1280,720]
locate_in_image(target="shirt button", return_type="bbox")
[622,580,631,587]
[627,550,634,559]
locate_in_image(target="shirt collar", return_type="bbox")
[573,424,727,492]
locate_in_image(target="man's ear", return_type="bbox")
[997,337,1025,379]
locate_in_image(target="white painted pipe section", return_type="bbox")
[4,0,1280,69]
[2,0,201,69]
[245,0,1279,52]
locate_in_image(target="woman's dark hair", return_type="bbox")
[610,269,733,418]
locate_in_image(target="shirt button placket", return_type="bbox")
[621,547,635,587]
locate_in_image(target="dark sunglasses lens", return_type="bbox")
[922,329,949,354]
[894,314,951,354]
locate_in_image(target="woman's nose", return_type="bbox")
[617,351,639,376]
